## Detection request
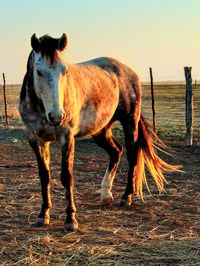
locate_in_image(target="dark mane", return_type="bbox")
[39,35,58,64]
[20,51,44,111]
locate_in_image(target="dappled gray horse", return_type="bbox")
[19,33,179,231]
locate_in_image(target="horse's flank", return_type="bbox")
[68,57,140,138]
[65,61,117,137]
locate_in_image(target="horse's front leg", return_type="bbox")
[60,134,78,231]
[29,140,51,226]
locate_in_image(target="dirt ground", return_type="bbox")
[0,128,200,265]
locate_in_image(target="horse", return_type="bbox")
[19,33,180,231]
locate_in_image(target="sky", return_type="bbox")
[0,0,199,83]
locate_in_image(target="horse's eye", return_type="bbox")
[63,68,68,75]
[37,70,43,77]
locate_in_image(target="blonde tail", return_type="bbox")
[134,115,181,199]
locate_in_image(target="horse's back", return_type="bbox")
[78,57,138,78]
[79,56,141,102]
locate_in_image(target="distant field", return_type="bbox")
[142,83,200,142]
[0,83,200,142]
[0,84,21,122]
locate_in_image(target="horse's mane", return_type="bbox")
[38,35,58,64]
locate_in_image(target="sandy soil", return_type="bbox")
[0,132,200,265]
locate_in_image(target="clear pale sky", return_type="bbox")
[0,0,199,83]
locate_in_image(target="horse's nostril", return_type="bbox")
[62,111,66,121]
[48,112,55,124]
[48,112,65,126]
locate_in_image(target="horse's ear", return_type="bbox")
[58,33,67,51]
[31,33,40,52]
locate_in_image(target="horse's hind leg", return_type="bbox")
[93,127,123,205]
[120,120,139,206]
[28,139,51,226]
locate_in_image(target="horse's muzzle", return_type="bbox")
[48,111,66,126]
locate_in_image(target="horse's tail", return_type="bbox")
[133,115,181,199]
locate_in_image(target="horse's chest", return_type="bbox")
[20,105,55,141]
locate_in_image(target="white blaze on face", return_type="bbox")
[33,52,67,125]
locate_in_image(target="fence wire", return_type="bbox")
[0,83,200,142]
[142,83,200,141]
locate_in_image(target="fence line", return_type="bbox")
[2,73,8,126]
[0,79,200,143]
[184,67,193,146]
[149,67,156,132]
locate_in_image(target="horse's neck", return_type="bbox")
[67,64,85,99]
[67,64,93,95]
[62,66,81,120]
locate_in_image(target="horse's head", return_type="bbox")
[31,33,68,126]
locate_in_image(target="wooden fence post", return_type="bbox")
[2,73,9,126]
[184,67,193,146]
[149,67,156,132]
[195,79,197,88]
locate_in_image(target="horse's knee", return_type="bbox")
[109,148,121,166]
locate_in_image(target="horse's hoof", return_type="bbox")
[33,217,50,227]
[119,198,132,207]
[64,219,79,232]
[101,196,114,206]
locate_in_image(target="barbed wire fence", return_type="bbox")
[0,72,200,143]
[141,70,200,144]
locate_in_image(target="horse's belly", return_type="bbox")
[76,100,117,137]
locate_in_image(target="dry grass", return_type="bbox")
[0,83,200,264]
[142,83,200,141]
[0,134,200,265]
